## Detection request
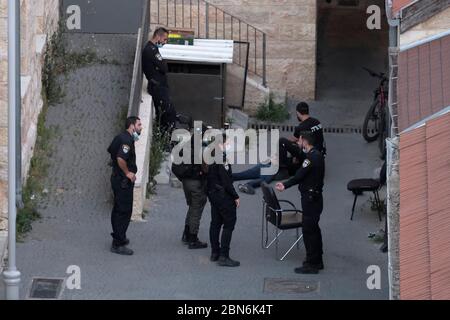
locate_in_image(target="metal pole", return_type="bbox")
[3,0,22,300]
[205,2,209,39]
[262,32,267,87]
[15,0,23,210]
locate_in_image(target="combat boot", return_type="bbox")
[188,234,208,249]
[218,256,240,267]
[111,245,134,256]
[303,260,324,270]
[210,252,220,262]
[295,264,319,274]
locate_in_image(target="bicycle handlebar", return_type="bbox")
[362,67,387,80]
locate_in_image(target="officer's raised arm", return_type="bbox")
[282,158,312,190]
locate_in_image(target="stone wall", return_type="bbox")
[207,0,317,108]
[0,0,60,231]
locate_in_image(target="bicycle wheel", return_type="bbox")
[363,100,381,142]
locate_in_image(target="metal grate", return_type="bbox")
[264,278,319,294]
[250,123,367,135]
[28,278,65,300]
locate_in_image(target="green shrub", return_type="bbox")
[256,93,290,123]
[148,123,171,189]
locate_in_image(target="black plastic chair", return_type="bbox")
[347,162,387,221]
[261,182,303,261]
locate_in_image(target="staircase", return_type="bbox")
[149,0,267,88]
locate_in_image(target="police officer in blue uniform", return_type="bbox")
[142,27,177,131]
[107,117,142,256]
[276,132,325,274]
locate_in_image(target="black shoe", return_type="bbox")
[210,253,220,262]
[187,233,208,249]
[238,184,256,195]
[111,246,134,256]
[182,225,190,245]
[303,261,324,270]
[218,256,240,267]
[111,233,130,246]
[189,240,208,250]
[112,239,130,247]
[295,265,319,274]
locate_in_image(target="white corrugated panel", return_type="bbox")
[159,39,234,64]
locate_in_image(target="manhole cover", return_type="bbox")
[264,278,319,294]
[28,278,65,300]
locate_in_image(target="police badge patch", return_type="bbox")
[122,145,130,154]
[156,53,163,61]
[303,159,311,168]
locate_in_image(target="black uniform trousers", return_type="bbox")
[301,193,324,264]
[208,192,237,257]
[111,175,134,247]
[148,84,177,130]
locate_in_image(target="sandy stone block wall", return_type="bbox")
[206,0,317,111]
[0,0,60,231]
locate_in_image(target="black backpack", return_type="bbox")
[171,163,192,181]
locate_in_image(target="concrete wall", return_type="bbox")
[0,0,60,231]
[400,6,450,48]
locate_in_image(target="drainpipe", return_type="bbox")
[15,0,23,211]
[3,0,22,301]
[385,0,400,301]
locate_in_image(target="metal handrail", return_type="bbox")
[128,0,150,117]
[149,0,267,87]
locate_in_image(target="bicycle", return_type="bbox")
[362,67,389,159]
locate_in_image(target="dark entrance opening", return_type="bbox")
[316,0,389,127]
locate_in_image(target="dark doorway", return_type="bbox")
[316,0,389,126]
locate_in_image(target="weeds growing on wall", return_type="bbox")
[147,123,171,195]
[256,93,290,123]
[17,89,58,240]
[42,22,119,105]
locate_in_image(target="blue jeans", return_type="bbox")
[232,163,274,189]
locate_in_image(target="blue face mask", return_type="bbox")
[132,130,141,142]
[157,42,164,49]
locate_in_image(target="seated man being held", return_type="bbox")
[279,102,326,177]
